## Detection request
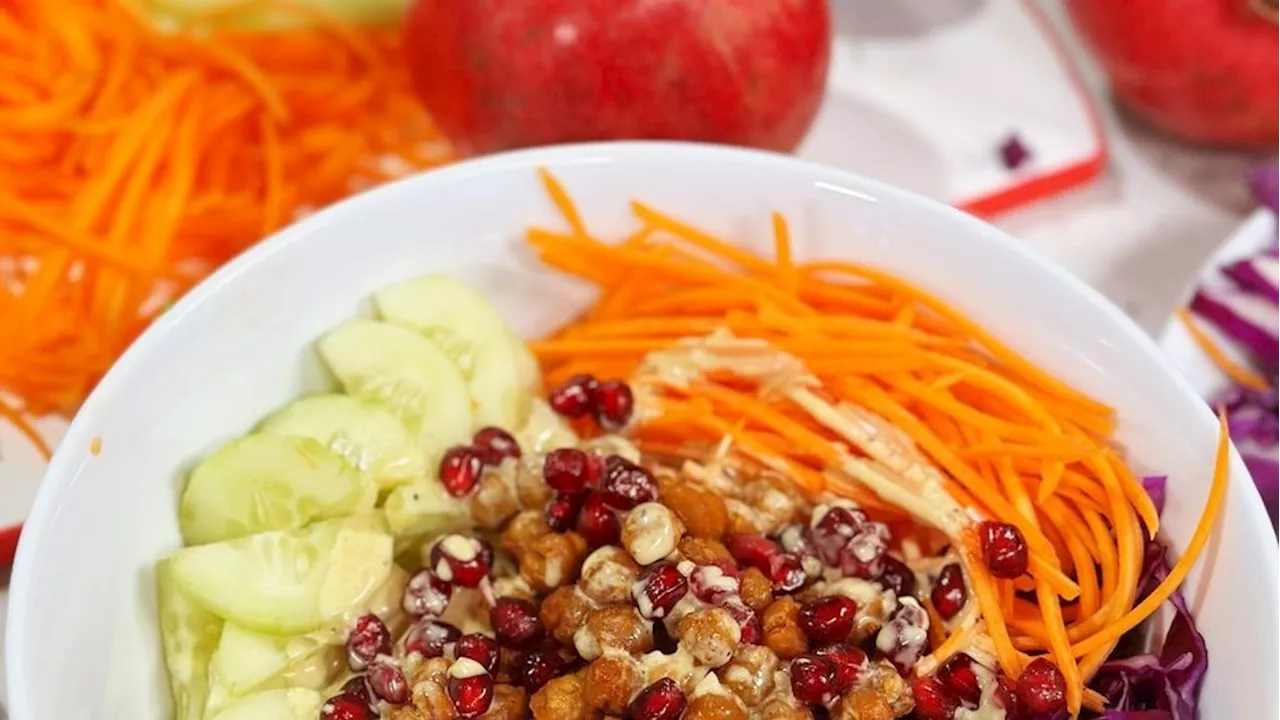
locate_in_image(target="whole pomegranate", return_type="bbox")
[1065,0,1278,149]
[403,0,831,155]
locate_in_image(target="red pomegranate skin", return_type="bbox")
[402,0,831,155]
[1065,0,1278,149]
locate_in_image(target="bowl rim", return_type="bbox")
[8,140,1276,714]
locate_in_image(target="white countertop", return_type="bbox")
[0,3,1266,713]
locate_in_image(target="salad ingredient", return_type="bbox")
[401,0,831,155]
[212,623,329,697]
[345,613,393,671]
[375,275,538,429]
[179,434,376,545]
[206,687,323,720]
[1176,309,1272,390]
[979,520,1030,579]
[319,693,374,720]
[259,394,428,489]
[142,0,409,29]
[318,320,473,457]
[1065,0,1278,149]
[526,169,1229,714]
[0,0,450,417]
[1016,656,1068,714]
[1223,254,1279,304]
[1189,287,1279,367]
[438,446,487,498]
[169,516,393,634]
[998,133,1032,170]
[1250,164,1279,215]
[157,560,223,720]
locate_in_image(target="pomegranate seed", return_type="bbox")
[368,660,409,704]
[430,535,491,587]
[599,455,657,509]
[632,562,689,619]
[517,650,563,692]
[767,553,808,592]
[439,446,485,497]
[935,652,982,702]
[789,654,839,705]
[454,633,501,675]
[778,523,816,555]
[628,678,687,720]
[876,556,917,599]
[993,676,1021,718]
[404,618,461,658]
[346,614,392,671]
[544,492,585,531]
[340,676,373,705]
[473,426,521,464]
[721,600,762,644]
[911,677,961,720]
[930,563,968,620]
[402,569,453,617]
[594,379,635,430]
[543,448,594,494]
[809,505,867,565]
[726,533,780,571]
[877,598,930,673]
[837,523,889,579]
[548,373,599,418]
[1016,658,1066,715]
[797,595,858,644]
[490,597,545,650]
[576,491,621,546]
[979,521,1029,579]
[689,562,741,605]
[448,673,495,718]
[813,643,866,692]
[320,693,374,720]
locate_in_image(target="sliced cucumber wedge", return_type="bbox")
[206,687,323,720]
[383,478,470,540]
[157,560,223,720]
[374,275,538,429]
[170,517,393,635]
[516,399,580,456]
[179,434,376,546]
[259,393,428,490]
[318,320,471,463]
[213,624,329,698]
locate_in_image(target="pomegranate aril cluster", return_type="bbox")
[915,651,1027,719]
[440,426,525,498]
[547,373,634,429]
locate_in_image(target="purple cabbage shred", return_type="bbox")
[1249,164,1279,216]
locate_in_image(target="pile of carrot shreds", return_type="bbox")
[0,0,451,436]
[527,170,1228,717]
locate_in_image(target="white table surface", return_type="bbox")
[0,2,1268,713]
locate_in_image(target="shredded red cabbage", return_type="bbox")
[1249,164,1278,217]
[1189,288,1278,371]
[1140,475,1166,516]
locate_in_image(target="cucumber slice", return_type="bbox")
[170,517,393,634]
[516,399,580,456]
[383,477,470,540]
[259,394,428,490]
[318,320,471,463]
[374,275,538,429]
[179,434,375,546]
[206,688,323,720]
[157,559,223,720]
[212,624,329,697]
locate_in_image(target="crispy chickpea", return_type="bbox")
[677,607,741,668]
[685,694,748,720]
[762,597,809,659]
[742,479,799,535]
[409,679,456,720]
[540,586,595,646]
[520,531,588,592]
[576,606,653,660]
[621,502,685,566]
[470,470,521,529]
[759,697,814,720]
[716,645,779,707]
[639,648,708,694]
[515,463,553,509]
[409,657,453,686]
[677,537,733,565]
[725,500,761,535]
[738,567,774,612]
[531,673,592,720]
[503,510,551,558]
[479,684,529,720]
[861,661,913,717]
[578,546,641,605]
[389,705,429,720]
[662,479,728,540]
[583,656,643,715]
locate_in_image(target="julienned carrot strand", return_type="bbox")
[772,212,797,293]
[631,201,774,276]
[1177,308,1271,390]
[537,167,590,239]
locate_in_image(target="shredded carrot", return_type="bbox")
[0,0,451,415]
[1177,308,1271,391]
[526,171,1230,716]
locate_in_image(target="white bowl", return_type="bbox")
[7,142,1276,718]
